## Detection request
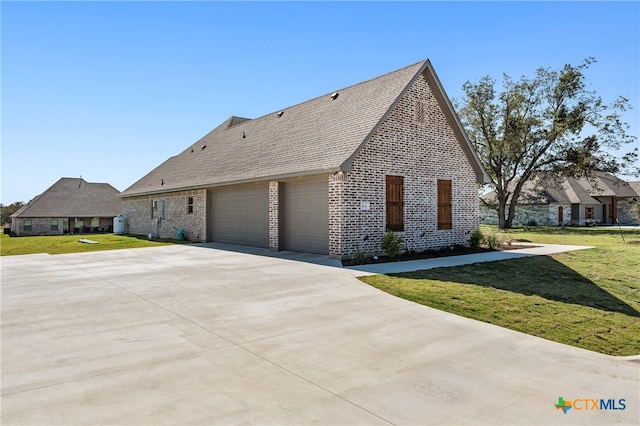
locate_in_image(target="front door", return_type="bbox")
[558,206,563,225]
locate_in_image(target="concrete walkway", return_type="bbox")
[192,241,595,275]
[1,244,637,425]
[346,243,595,274]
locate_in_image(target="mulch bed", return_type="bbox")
[341,243,523,267]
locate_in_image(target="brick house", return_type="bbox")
[11,178,122,236]
[121,60,489,258]
[480,172,639,226]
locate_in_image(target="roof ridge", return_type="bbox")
[121,59,490,197]
[227,60,428,127]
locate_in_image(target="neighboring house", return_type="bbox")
[11,178,121,236]
[629,181,640,199]
[121,60,489,259]
[480,172,639,226]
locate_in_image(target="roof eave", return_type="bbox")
[119,167,343,198]
[422,60,490,184]
[340,61,430,173]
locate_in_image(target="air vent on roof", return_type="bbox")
[242,131,246,139]
[201,145,207,150]
[276,111,284,118]
[330,92,339,100]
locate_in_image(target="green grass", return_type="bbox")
[361,226,640,356]
[0,233,185,256]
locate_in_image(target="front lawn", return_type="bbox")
[0,233,183,256]
[360,226,640,356]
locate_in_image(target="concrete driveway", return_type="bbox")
[1,244,638,425]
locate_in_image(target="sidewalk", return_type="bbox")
[196,241,595,275]
[345,243,595,275]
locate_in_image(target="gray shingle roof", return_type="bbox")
[482,172,638,205]
[121,60,487,197]
[11,178,121,218]
[575,172,638,198]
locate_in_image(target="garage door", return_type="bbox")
[208,183,269,247]
[283,180,328,254]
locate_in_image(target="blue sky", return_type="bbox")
[2,1,639,204]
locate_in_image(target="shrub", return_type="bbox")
[483,230,513,249]
[469,229,483,250]
[381,229,404,259]
[352,244,373,265]
[484,230,499,249]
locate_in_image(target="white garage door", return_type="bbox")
[208,183,269,247]
[283,180,328,254]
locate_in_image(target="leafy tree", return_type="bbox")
[457,58,637,229]
[1,202,25,225]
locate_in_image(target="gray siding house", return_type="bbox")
[121,60,489,258]
[480,172,639,226]
[11,178,122,236]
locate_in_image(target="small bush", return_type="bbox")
[484,231,499,249]
[483,230,513,249]
[352,244,373,265]
[381,229,404,259]
[469,229,483,250]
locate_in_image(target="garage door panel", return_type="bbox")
[283,180,328,254]
[209,184,269,248]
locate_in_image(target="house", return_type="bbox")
[629,181,640,199]
[480,172,639,226]
[120,60,489,259]
[11,178,121,236]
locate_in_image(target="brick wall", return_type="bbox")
[618,197,639,224]
[11,218,62,236]
[548,203,572,226]
[11,217,116,236]
[329,72,480,258]
[121,190,207,241]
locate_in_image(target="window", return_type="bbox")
[437,180,452,230]
[75,218,83,231]
[187,197,194,214]
[91,217,99,228]
[50,219,58,231]
[24,219,32,232]
[585,206,595,220]
[152,199,165,219]
[386,175,404,231]
[151,200,158,218]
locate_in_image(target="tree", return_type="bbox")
[457,58,637,229]
[0,202,25,226]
